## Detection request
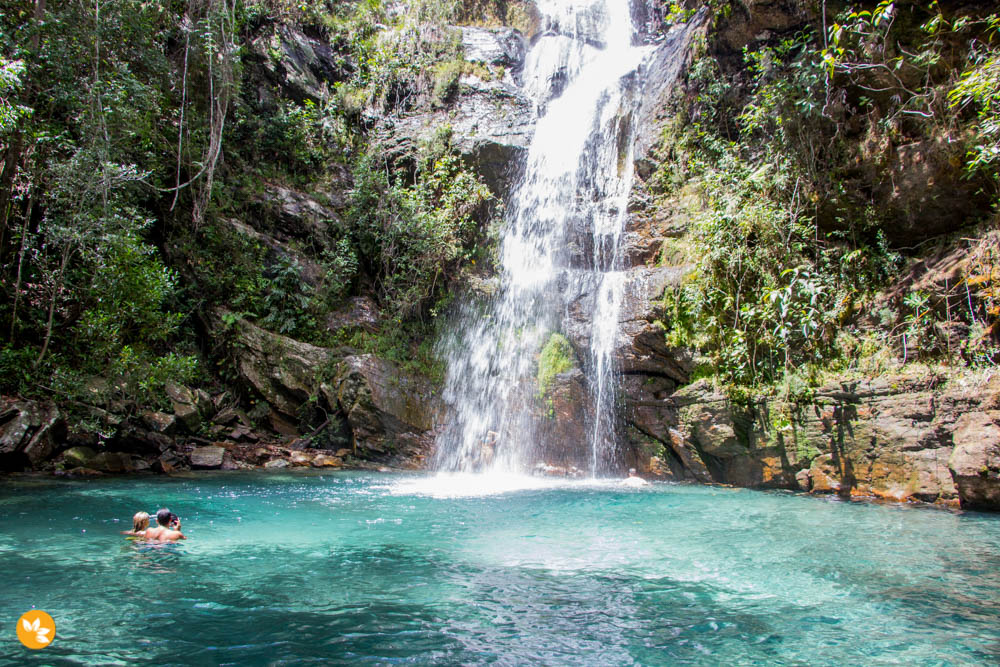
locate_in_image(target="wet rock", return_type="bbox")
[264,458,289,470]
[156,452,182,474]
[61,467,105,478]
[634,10,708,163]
[311,454,343,468]
[806,454,843,495]
[0,399,64,471]
[379,82,535,196]
[190,446,227,470]
[324,355,443,460]
[461,27,526,70]
[533,368,597,472]
[794,468,811,491]
[949,411,1000,510]
[619,267,693,379]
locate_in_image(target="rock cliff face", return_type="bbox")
[627,373,1000,510]
[606,0,1000,510]
[377,26,536,196]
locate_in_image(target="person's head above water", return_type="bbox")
[132,511,150,533]
[628,468,638,476]
[155,509,177,527]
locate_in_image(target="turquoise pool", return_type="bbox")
[1,471,999,665]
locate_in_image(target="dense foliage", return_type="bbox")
[656,1,1000,393]
[0,0,501,412]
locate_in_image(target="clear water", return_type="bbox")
[2,472,1000,665]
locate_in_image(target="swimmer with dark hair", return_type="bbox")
[144,509,186,541]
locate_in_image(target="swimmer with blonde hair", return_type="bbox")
[121,511,150,537]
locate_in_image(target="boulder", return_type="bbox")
[173,402,202,434]
[164,381,196,406]
[323,355,443,458]
[61,446,97,468]
[89,452,133,473]
[264,458,289,470]
[216,311,336,418]
[0,399,64,470]
[189,446,227,470]
[290,451,313,466]
[143,411,177,435]
[949,411,1000,510]
[311,454,343,468]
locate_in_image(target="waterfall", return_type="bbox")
[434,0,650,476]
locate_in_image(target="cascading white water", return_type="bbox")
[434,0,650,476]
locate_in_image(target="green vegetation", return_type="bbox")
[0,0,501,416]
[655,1,1000,395]
[536,333,576,400]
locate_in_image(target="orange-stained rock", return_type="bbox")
[311,454,343,468]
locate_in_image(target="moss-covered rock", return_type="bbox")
[536,333,577,400]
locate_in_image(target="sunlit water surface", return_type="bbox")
[2,472,999,665]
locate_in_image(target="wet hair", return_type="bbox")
[629,468,637,475]
[156,509,174,527]
[132,512,149,533]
